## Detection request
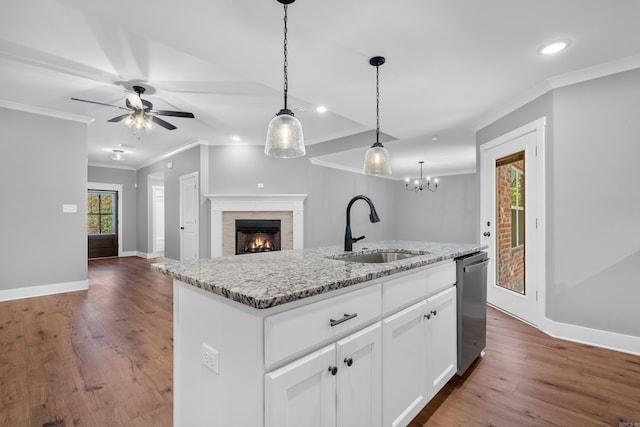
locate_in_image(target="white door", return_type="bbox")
[336,323,382,427]
[265,345,337,427]
[179,172,199,261]
[382,300,428,427]
[480,118,545,326]
[425,286,457,400]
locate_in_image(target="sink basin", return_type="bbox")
[337,251,424,264]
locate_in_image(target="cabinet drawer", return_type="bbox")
[383,262,455,316]
[265,284,381,369]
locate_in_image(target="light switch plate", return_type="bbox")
[62,204,77,213]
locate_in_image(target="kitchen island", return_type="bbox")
[153,240,485,427]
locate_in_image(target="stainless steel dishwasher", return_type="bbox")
[456,251,489,376]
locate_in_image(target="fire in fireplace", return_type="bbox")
[235,219,281,255]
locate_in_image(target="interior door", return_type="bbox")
[480,118,545,326]
[179,172,199,261]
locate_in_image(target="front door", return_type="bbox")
[480,118,545,326]
[88,190,118,258]
[179,172,199,261]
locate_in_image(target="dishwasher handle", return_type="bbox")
[464,259,489,273]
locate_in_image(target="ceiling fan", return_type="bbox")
[71,85,195,131]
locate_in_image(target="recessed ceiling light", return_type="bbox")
[431,136,438,141]
[232,136,241,141]
[316,106,327,113]
[539,40,570,55]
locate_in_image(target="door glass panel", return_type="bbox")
[88,190,116,235]
[495,151,525,295]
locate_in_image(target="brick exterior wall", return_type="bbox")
[496,159,525,293]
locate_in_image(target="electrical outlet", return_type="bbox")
[202,343,220,374]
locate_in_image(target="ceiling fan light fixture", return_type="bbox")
[363,56,392,175]
[110,149,126,161]
[265,0,305,159]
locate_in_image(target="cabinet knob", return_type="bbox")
[328,366,338,375]
[483,231,491,237]
[344,357,353,367]
[431,310,437,316]
[424,313,431,320]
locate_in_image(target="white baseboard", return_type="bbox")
[120,251,138,257]
[541,318,640,356]
[0,280,89,302]
[136,251,156,259]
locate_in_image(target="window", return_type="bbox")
[511,167,524,248]
[88,190,116,235]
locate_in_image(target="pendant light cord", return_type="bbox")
[375,64,380,144]
[283,4,289,110]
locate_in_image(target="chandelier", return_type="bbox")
[405,161,438,192]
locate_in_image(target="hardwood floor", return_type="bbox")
[1,256,639,426]
[0,257,173,427]
[410,308,640,427]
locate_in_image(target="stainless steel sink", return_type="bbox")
[337,251,424,263]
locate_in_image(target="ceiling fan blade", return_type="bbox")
[150,115,177,130]
[153,110,195,118]
[127,93,143,109]
[108,113,132,123]
[71,97,129,110]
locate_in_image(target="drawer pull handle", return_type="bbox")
[328,366,338,375]
[431,310,437,316]
[330,313,358,327]
[424,313,431,320]
[344,357,353,367]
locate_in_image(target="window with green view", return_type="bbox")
[88,191,116,235]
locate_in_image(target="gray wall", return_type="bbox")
[477,69,640,337]
[305,164,397,248]
[0,108,87,290]
[550,69,640,336]
[138,146,201,261]
[395,172,479,244]
[88,166,138,253]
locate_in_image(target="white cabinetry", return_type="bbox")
[173,260,457,427]
[382,286,457,427]
[265,323,382,427]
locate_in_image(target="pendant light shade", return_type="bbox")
[363,143,392,175]
[265,109,305,158]
[265,0,305,159]
[363,56,392,175]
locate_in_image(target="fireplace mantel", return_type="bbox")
[206,194,307,258]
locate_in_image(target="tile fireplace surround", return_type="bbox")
[206,194,307,258]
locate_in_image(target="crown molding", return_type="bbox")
[0,99,94,124]
[472,54,640,132]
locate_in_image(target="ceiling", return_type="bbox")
[1,0,640,180]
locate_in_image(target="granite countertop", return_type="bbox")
[152,240,486,309]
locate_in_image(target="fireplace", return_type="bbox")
[235,219,281,255]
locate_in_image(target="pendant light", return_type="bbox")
[363,56,392,175]
[265,0,305,158]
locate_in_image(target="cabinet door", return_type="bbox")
[382,300,428,427]
[425,286,457,399]
[265,345,336,427]
[336,322,382,427]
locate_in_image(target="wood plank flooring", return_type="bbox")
[0,257,173,427]
[1,256,639,426]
